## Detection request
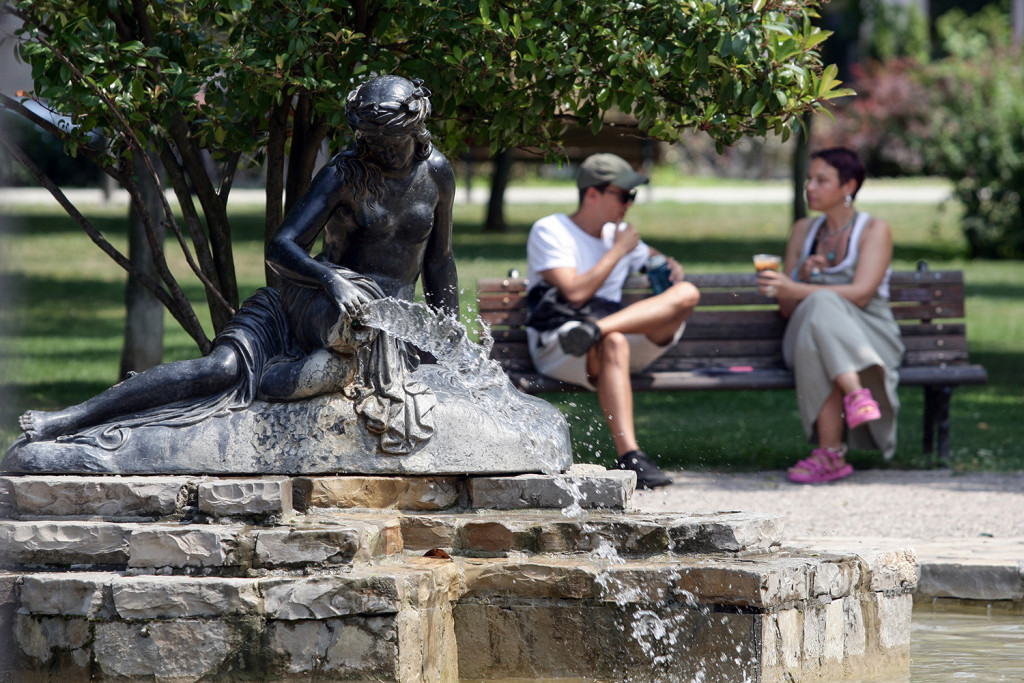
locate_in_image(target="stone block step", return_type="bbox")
[0,475,295,521]
[0,476,195,521]
[0,508,780,574]
[793,536,1024,604]
[0,518,402,573]
[455,544,917,609]
[295,464,634,512]
[401,509,785,556]
[1,466,635,523]
[3,539,916,683]
[453,546,917,682]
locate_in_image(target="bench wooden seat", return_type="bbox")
[477,265,988,462]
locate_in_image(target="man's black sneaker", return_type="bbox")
[616,450,673,489]
[558,320,601,356]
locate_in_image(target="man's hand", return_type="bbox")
[612,223,640,255]
[666,256,685,283]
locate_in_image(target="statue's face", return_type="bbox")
[361,132,417,171]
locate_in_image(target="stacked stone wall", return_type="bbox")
[0,470,915,681]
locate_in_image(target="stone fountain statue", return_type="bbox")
[2,75,571,476]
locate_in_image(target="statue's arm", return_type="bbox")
[266,161,370,318]
[422,153,459,318]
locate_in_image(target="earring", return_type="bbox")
[844,194,853,208]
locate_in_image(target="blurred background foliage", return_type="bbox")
[815,0,1024,258]
[3,0,1021,264]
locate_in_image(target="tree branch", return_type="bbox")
[264,98,290,286]
[163,108,240,320]
[0,93,128,184]
[9,35,236,352]
[0,128,213,354]
[156,141,236,323]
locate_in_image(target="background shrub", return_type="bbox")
[816,4,1024,258]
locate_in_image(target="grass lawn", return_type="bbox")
[1,189,1021,473]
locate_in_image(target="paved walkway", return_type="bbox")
[0,181,953,208]
[633,469,1024,602]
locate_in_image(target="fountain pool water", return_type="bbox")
[839,604,1024,682]
[908,605,1024,682]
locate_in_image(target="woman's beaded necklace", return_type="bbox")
[820,212,857,264]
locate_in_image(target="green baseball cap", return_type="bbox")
[576,153,649,191]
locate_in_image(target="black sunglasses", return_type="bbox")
[603,187,637,204]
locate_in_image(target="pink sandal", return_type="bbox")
[788,446,853,484]
[844,388,881,430]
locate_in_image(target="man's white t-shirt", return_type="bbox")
[526,213,650,303]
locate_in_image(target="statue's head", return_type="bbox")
[345,76,433,163]
[333,76,434,194]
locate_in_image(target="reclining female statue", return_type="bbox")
[18,75,458,455]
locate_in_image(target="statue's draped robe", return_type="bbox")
[59,266,435,454]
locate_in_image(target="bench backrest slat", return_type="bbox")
[478,270,973,374]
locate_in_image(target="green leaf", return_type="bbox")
[804,29,831,50]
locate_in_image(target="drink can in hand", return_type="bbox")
[647,254,672,294]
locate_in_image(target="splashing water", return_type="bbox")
[360,298,567,475]
[589,536,626,565]
[362,297,503,388]
[558,475,589,519]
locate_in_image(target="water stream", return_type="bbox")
[361,298,569,478]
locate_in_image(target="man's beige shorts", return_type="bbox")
[527,320,685,391]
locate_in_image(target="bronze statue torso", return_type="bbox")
[320,154,444,301]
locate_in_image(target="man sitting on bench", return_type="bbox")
[524,153,700,488]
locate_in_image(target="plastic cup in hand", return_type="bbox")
[753,254,781,297]
[753,254,781,272]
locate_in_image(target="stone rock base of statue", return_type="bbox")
[2,366,572,476]
[0,466,916,681]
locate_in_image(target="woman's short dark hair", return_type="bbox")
[811,147,866,198]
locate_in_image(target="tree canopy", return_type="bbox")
[0,0,850,352]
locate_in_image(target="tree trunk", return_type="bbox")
[1013,0,1023,47]
[484,149,513,233]
[285,95,329,215]
[792,114,812,223]
[264,101,290,287]
[120,150,165,378]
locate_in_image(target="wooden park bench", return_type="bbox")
[477,263,988,463]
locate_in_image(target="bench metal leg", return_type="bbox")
[923,385,953,465]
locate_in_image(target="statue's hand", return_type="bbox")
[325,273,371,320]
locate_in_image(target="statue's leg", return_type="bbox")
[19,344,242,441]
[257,349,357,401]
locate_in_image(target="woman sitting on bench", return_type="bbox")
[757,147,905,484]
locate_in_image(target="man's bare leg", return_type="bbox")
[590,332,639,455]
[588,331,672,488]
[19,345,241,441]
[596,281,699,345]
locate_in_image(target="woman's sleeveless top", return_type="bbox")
[798,212,891,299]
